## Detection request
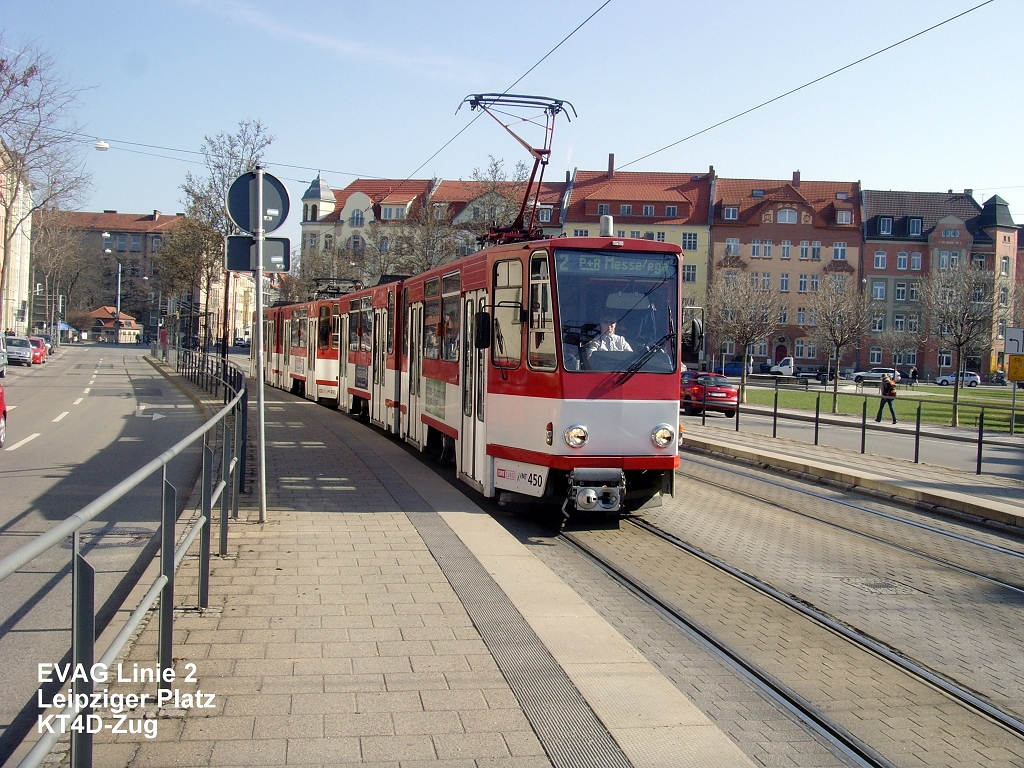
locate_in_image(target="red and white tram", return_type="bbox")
[263,227,684,516]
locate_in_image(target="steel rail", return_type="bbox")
[0,390,242,583]
[559,530,895,768]
[630,517,1024,740]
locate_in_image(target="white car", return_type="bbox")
[851,367,900,383]
[935,371,980,387]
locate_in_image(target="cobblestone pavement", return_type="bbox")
[659,454,1024,719]
[571,521,1024,767]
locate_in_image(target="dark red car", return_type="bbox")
[0,382,6,448]
[28,337,47,365]
[680,370,738,418]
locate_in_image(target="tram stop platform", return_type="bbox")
[67,360,1024,768]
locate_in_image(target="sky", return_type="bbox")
[2,0,1022,249]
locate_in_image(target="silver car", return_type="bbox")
[6,336,34,366]
[0,336,6,378]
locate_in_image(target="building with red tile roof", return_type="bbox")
[86,305,143,343]
[711,172,862,369]
[561,156,714,305]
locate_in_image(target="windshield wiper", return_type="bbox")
[616,332,675,385]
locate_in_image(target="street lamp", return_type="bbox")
[102,231,121,343]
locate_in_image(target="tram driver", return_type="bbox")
[585,314,633,354]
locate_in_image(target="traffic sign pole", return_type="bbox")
[255,167,268,522]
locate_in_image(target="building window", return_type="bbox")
[908,283,919,302]
[780,273,789,291]
[725,238,740,256]
[666,206,678,217]
[872,314,885,332]
[116,234,127,252]
[905,351,917,365]
[764,240,773,258]
[939,251,949,270]
[152,235,162,252]
[941,228,961,238]
[620,204,632,215]
[779,306,788,323]
[630,230,641,239]
[998,320,1006,338]
[833,242,847,260]
[721,341,735,355]
[870,347,882,364]
[644,232,655,240]
[872,281,886,300]
[616,230,625,237]
[324,234,333,250]
[811,241,821,260]
[795,339,805,357]
[681,232,697,251]
[797,308,806,325]
[597,204,610,215]
[130,234,141,252]
[798,274,808,293]
[382,207,393,220]
[908,315,919,332]
[810,274,819,292]
[656,232,666,242]
[879,217,893,235]
[909,218,922,236]
[308,233,318,249]
[433,204,447,220]
[1000,256,1010,275]
[894,314,905,331]
[749,271,760,289]
[572,228,590,237]
[761,272,771,290]
[682,265,697,283]
[778,208,797,224]
[380,237,389,253]
[752,189,765,198]
[874,251,886,269]
[537,208,552,223]
[807,342,817,357]
[350,210,364,227]
[751,239,761,258]
[836,210,852,225]
[895,283,906,301]
[799,241,809,260]
[896,252,908,270]
[911,252,922,270]
[643,205,655,216]
[999,286,1009,306]
[950,250,960,268]
[938,351,952,368]
[472,206,481,219]
[723,206,738,220]
[781,240,791,259]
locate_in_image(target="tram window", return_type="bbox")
[331,304,340,349]
[442,271,461,295]
[529,252,556,370]
[423,298,441,360]
[441,295,460,362]
[402,288,410,357]
[348,310,360,351]
[387,291,395,355]
[291,309,307,348]
[360,297,372,352]
[318,306,331,349]
[492,259,523,368]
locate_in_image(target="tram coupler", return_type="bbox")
[566,468,626,514]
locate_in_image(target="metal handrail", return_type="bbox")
[3,361,248,768]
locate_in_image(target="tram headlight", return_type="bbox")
[563,425,589,448]
[651,424,675,448]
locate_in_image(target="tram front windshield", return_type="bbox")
[554,248,678,373]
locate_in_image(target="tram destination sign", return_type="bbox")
[556,249,673,277]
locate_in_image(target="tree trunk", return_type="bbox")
[951,347,962,427]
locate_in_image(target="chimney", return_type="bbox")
[153,209,160,221]
[607,153,615,179]
[708,165,715,178]
[103,209,117,214]
[792,170,801,188]
[964,189,973,197]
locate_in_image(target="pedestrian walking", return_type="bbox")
[875,374,898,424]
[909,366,919,388]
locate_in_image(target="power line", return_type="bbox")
[620,0,996,170]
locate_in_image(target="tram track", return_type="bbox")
[561,518,1024,767]
[674,456,1024,595]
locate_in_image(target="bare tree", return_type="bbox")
[705,270,788,401]
[30,208,95,335]
[0,37,90,326]
[922,260,994,425]
[457,157,529,242]
[159,217,222,347]
[808,273,871,412]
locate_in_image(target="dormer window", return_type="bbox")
[597,204,610,215]
[350,210,364,227]
[777,209,797,224]
[665,206,678,217]
[836,192,849,201]
[879,217,893,235]
[620,204,632,215]
[723,206,739,220]
[642,205,655,216]
[537,208,552,223]
[836,210,851,225]
[382,206,406,221]
[752,190,764,198]
[908,218,922,236]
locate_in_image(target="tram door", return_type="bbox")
[282,318,291,390]
[371,307,388,426]
[264,317,274,385]
[306,316,317,400]
[334,310,346,409]
[406,303,423,445]
[459,291,488,487]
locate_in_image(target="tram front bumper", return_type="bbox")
[567,468,626,513]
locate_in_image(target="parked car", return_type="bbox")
[935,371,981,387]
[850,367,900,383]
[5,337,34,366]
[37,334,54,353]
[234,337,250,348]
[28,337,48,365]
[0,336,6,378]
[680,370,738,418]
[713,360,750,377]
[0,381,6,448]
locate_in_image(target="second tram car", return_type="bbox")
[263,228,684,517]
